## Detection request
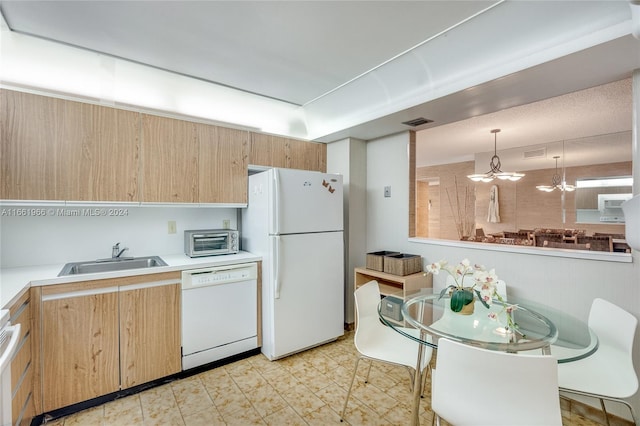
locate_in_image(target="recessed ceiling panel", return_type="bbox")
[0,0,496,105]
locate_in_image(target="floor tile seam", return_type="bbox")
[168,380,217,421]
[348,381,403,416]
[299,403,345,424]
[207,371,288,421]
[103,396,145,421]
[261,403,313,426]
[240,369,333,421]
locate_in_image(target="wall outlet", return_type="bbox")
[384,186,391,198]
[168,220,177,234]
[223,219,230,229]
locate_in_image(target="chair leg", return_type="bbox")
[340,357,362,422]
[364,358,373,383]
[434,413,441,426]
[421,364,431,398]
[561,389,638,426]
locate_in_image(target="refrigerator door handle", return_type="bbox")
[272,168,280,235]
[273,235,281,299]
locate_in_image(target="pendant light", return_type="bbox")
[467,129,525,182]
[536,156,575,192]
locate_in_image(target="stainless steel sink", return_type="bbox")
[58,256,168,276]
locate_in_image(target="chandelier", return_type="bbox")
[536,156,575,192]
[467,129,525,182]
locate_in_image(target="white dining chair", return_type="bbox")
[340,280,433,421]
[557,298,638,426]
[431,338,562,426]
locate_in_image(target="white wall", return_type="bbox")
[0,206,237,267]
[327,138,367,324]
[365,130,640,420]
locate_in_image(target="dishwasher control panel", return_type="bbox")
[182,262,257,289]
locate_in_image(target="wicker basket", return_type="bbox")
[383,253,423,276]
[366,250,400,271]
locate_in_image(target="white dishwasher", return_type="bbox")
[181,262,258,370]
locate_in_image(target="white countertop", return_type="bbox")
[0,251,261,308]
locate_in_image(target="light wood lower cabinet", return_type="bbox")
[41,286,120,411]
[119,281,181,389]
[38,272,181,412]
[9,290,36,426]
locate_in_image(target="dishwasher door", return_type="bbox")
[181,263,258,370]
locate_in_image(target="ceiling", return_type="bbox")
[0,0,496,106]
[1,1,638,166]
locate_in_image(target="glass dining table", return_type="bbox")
[378,290,598,426]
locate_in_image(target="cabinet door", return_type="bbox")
[287,138,326,172]
[9,291,35,426]
[41,289,119,412]
[249,132,287,168]
[1,90,64,200]
[141,114,199,202]
[119,283,181,389]
[64,101,140,202]
[1,89,140,202]
[249,132,326,172]
[197,124,248,204]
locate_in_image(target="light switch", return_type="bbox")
[384,186,391,198]
[168,220,177,234]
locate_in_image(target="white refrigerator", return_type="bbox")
[242,168,344,360]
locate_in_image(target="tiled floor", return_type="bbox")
[47,332,604,426]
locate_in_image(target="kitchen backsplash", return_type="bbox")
[0,206,238,268]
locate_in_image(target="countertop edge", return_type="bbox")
[1,251,262,308]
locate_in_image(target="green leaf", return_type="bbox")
[438,285,454,300]
[450,289,473,312]
[475,289,490,309]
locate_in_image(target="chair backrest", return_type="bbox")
[589,298,637,354]
[495,279,507,301]
[432,338,562,426]
[543,240,591,250]
[577,235,613,252]
[354,280,381,322]
[534,232,564,247]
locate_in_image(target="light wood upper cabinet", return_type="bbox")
[119,281,181,389]
[197,124,248,204]
[287,137,326,172]
[2,89,323,203]
[1,90,140,202]
[249,132,326,172]
[41,287,120,412]
[141,114,199,203]
[250,133,288,169]
[1,90,64,200]
[64,102,140,202]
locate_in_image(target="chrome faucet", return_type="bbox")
[112,242,128,259]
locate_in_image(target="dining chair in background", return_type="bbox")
[340,280,433,422]
[431,338,562,426]
[557,298,638,426]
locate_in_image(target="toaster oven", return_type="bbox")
[184,229,239,257]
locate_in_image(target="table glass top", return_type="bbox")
[378,290,597,363]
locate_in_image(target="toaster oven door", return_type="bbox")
[192,233,231,255]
